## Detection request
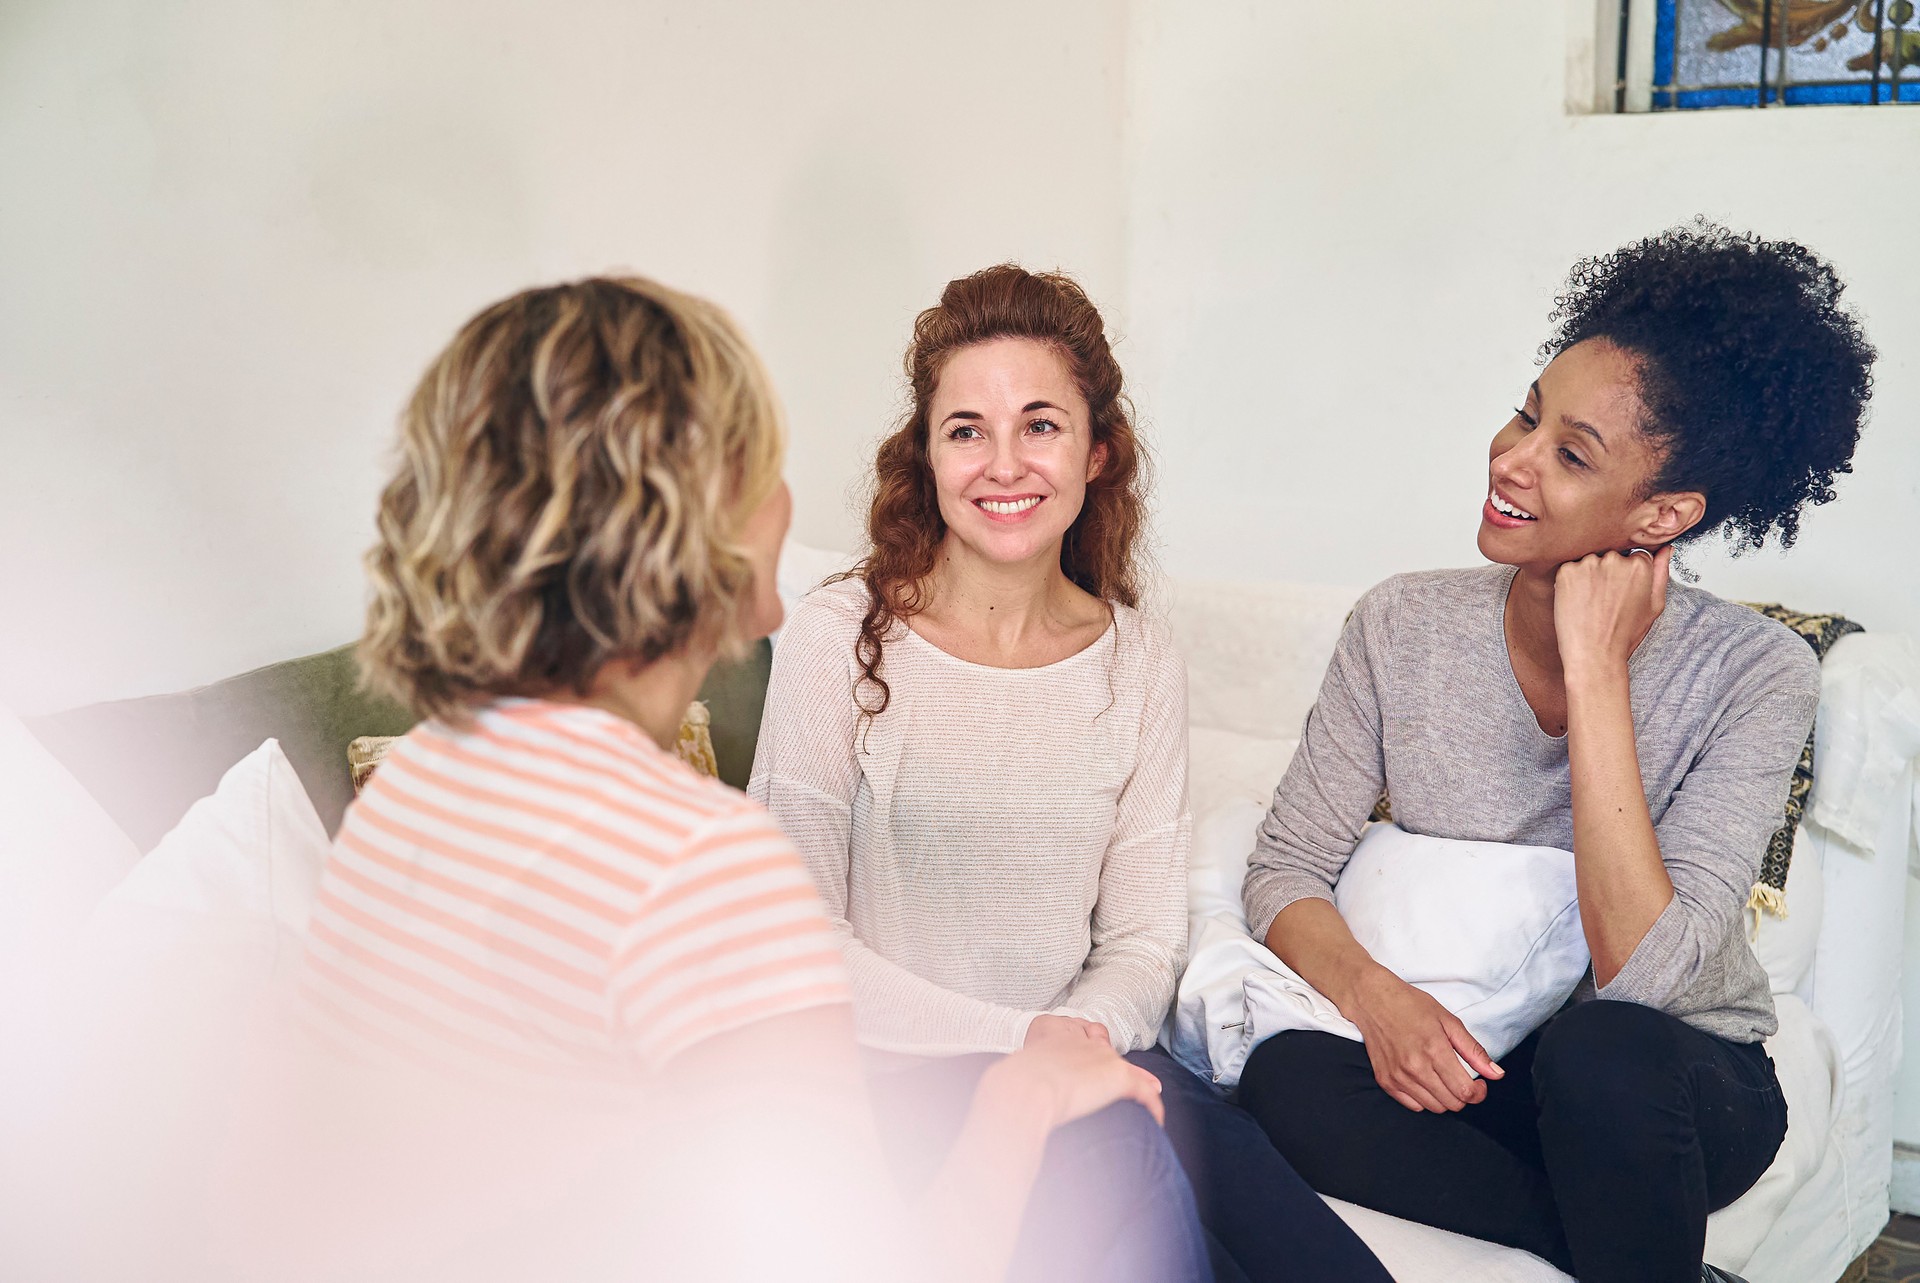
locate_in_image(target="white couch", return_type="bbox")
[1171,576,1920,1283]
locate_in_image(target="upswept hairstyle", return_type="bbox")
[846,264,1149,715]
[1541,219,1874,552]
[360,276,783,720]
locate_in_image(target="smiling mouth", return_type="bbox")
[1488,488,1536,521]
[975,496,1043,515]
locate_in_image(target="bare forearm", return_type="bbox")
[1564,662,1674,987]
[1264,896,1393,1016]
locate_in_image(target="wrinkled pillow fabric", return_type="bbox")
[1172,821,1588,1086]
[1333,824,1587,1054]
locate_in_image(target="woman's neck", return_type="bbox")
[579,643,717,749]
[919,533,1098,657]
[1505,562,1564,676]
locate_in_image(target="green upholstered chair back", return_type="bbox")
[26,639,774,852]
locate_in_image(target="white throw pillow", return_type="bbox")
[1186,778,1285,925]
[1806,633,1920,854]
[1333,823,1588,1059]
[0,708,142,994]
[82,737,331,982]
[8,741,333,1283]
[1184,728,1298,929]
[1172,820,1589,1085]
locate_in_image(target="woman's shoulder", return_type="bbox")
[1106,601,1186,713]
[765,578,873,690]
[782,576,870,640]
[1660,582,1822,702]
[1343,565,1510,641]
[445,700,763,846]
[1110,598,1179,659]
[1368,564,1510,607]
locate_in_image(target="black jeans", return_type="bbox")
[1237,1000,1788,1283]
[1129,1048,1394,1283]
[867,1052,1214,1283]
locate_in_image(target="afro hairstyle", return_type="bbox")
[1540,219,1874,552]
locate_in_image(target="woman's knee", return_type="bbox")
[1041,1097,1190,1211]
[1237,1032,1371,1148]
[1053,1097,1176,1168]
[1533,1000,1684,1114]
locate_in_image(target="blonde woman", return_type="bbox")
[300,277,1204,1283]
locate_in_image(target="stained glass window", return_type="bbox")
[1631,0,1919,107]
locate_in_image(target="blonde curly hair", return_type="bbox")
[360,276,783,720]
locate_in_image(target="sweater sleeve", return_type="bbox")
[749,590,1041,1055]
[1596,633,1821,1013]
[1058,631,1192,1052]
[1242,579,1397,942]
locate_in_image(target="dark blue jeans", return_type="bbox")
[1239,1000,1788,1283]
[1128,1047,1394,1283]
[867,1052,1213,1283]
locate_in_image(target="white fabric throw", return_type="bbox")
[1172,822,1589,1087]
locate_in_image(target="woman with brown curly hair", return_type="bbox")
[751,265,1389,1283]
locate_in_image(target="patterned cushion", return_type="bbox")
[348,702,722,793]
[1737,604,1863,910]
[347,735,393,792]
[672,701,720,779]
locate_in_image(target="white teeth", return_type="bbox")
[1490,489,1536,520]
[979,497,1042,515]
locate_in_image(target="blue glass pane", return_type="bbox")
[1782,81,1875,102]
[1655,0,1679,94]
[1673,87,1766,108]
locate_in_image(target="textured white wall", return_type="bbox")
[1123,2,1918,641]
[0,0,1128,714]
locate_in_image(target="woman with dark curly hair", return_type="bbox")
[1237,222,1876,1283]
[751,264,1391,1283]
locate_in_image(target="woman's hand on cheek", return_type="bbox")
[1025,1014,1111,1049]
[1552,544,1672,678]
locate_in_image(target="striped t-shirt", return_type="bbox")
[301,697,850,1080]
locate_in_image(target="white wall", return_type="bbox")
[1123,1,1919,642]
[0,0,1128,715]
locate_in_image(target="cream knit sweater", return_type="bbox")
[749,578,1191,1056]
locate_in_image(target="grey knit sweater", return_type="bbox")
[1243,565,1820,1044]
